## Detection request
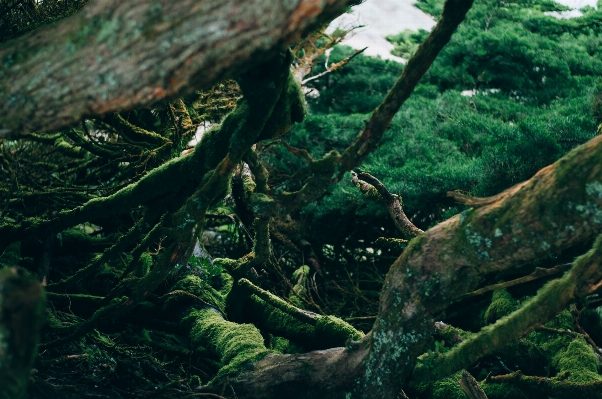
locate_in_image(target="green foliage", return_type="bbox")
[270,0,601,251]
[407,0,602,104]
[189,254,223,281]
[386,29,430,59]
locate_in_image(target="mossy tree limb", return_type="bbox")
[0,268,45,399]
[206,128,599,399]
[0,0,353,135]
[363,133,602,398]
[412,233,602,381]
[41,51,304,349]
[481,370,602,399]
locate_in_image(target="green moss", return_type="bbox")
[404,233,429,258]
[315,315,364,348]
[166,274,226,314]
[408,371,467,399]
[437,324,474,346]
[213,258,238,274]
[484,289,517,324]
[186,308,270,381]
[134,252,152,277]
[218,272,234,298]
[244,295,316,347]
[527,310,574,361]
[480,381,527,399]
[290,265,310,308]
[432,371,465,399]
[269,336,291,353]
[44,308,67,329]
[292,265,310,282]
[553,337,602,383]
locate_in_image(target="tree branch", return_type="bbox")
[365,133,602,397]
[0,0,352,134]
[351,170,423,239]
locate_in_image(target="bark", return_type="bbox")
[459,370,489,399]
[0,0,353,135]
[364,133,602,397]
[351,171,423,239]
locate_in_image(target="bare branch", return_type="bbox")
[302,47,367,84]
[351,170,423,239]
[459,370,489,399]
[455,263,572,301]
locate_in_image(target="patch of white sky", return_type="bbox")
[328,0,598,62]
[547,0,598,18]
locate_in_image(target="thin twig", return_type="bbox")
[456,263,572,301]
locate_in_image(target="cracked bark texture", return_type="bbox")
[0,0,353,135]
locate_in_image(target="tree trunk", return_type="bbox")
[0,0,353,135]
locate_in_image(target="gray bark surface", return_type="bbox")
[0,0,352,134]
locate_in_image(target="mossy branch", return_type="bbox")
[412,233,602,381]
[0,268,45,399]
[455,262,572,301]
[0,0,352,134]
[238,278,318,325]
[106,114,171,148]
[364,133,602,397]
